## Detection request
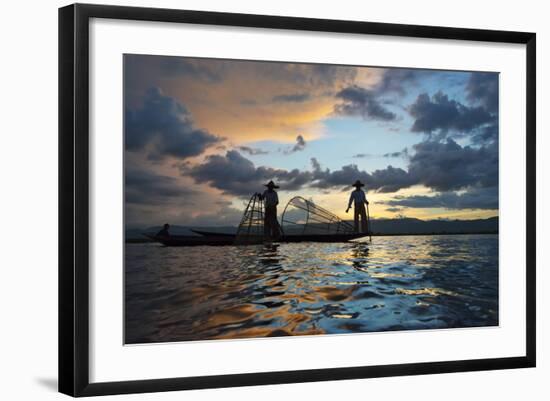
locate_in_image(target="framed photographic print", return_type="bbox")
[58,3,536,397]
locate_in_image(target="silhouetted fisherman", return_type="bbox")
[346,180,369,233]
[156,223,170,238]
[258,181,281,240]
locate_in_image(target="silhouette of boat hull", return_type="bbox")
[144,231,367,246]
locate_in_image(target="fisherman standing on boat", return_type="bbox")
[258,180,281,240]
[346,180,369,233]
[156,223,171,239]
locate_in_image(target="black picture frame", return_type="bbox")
[59,3,536,397]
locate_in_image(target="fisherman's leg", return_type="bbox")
[264,210,271,237]
[272,208,280,238]
[265,207,275,238]
[354,207,359,233]
[359,207,368,233]
[267,212,274,238]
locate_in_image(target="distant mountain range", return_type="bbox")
[369,216,498,235]
[126,217,498,240]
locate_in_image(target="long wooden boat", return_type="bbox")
[144,231,367,247]
[143,194,371,246]
[143,233,234,246]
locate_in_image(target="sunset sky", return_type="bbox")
[124,54,499,228]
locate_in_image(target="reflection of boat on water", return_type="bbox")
[145,194,371,246]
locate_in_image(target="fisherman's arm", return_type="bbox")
[346,194,353,212]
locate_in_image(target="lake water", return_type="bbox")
[125,234,498,344]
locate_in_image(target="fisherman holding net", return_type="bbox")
[258,180,282,240]
[346,180,370,234]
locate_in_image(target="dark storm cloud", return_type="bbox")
[311,138,496,193]
[186,150,313,196]
[309,158,415,193]
[409,91,493,135]
[473,123,499,144]
[272,93,311,103]
[467,72,499,113]
[237,146,269,155]
[310,159,371,190]
[185,139,497,199]
[125,87,222,160]
[369,166,417,193]
[385,187,498,210]
[408,72,498,144]
[376,69,423,95]
[407,139,498,191]
[125,168,197,205]
[386,207,403,213]
[334,85,397,121]
[333,69,434,122]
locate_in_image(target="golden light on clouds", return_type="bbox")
[156,59,383,144]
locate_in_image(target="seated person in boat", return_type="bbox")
[346,180,370,233]
[156,223,171,239]
[258,181,281,240]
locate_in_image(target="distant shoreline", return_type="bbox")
[369,231,498,237]
[125,231,498,244]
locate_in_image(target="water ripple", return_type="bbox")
[125,234,498,343]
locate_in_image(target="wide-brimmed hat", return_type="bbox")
[352,180,365,187]
[265,180,279,188]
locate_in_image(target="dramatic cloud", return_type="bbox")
[312,138,497,194]
[310,158,415,193]
[466,72,499,113]
[407,139,498,191]
[376,69,422,95]
[333,69,434,121]
[186,150,313,196]
[385,187,498,210]
[125,168,197,205]
[184,136,496,206]
[125,87,222,160]
[369,166,417,193]
[409,91,493,136]
[352,153,372,158]
[237,146,269,155]
[335,85,396,121]
[272,93,311,103]
[408,71,498,145]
